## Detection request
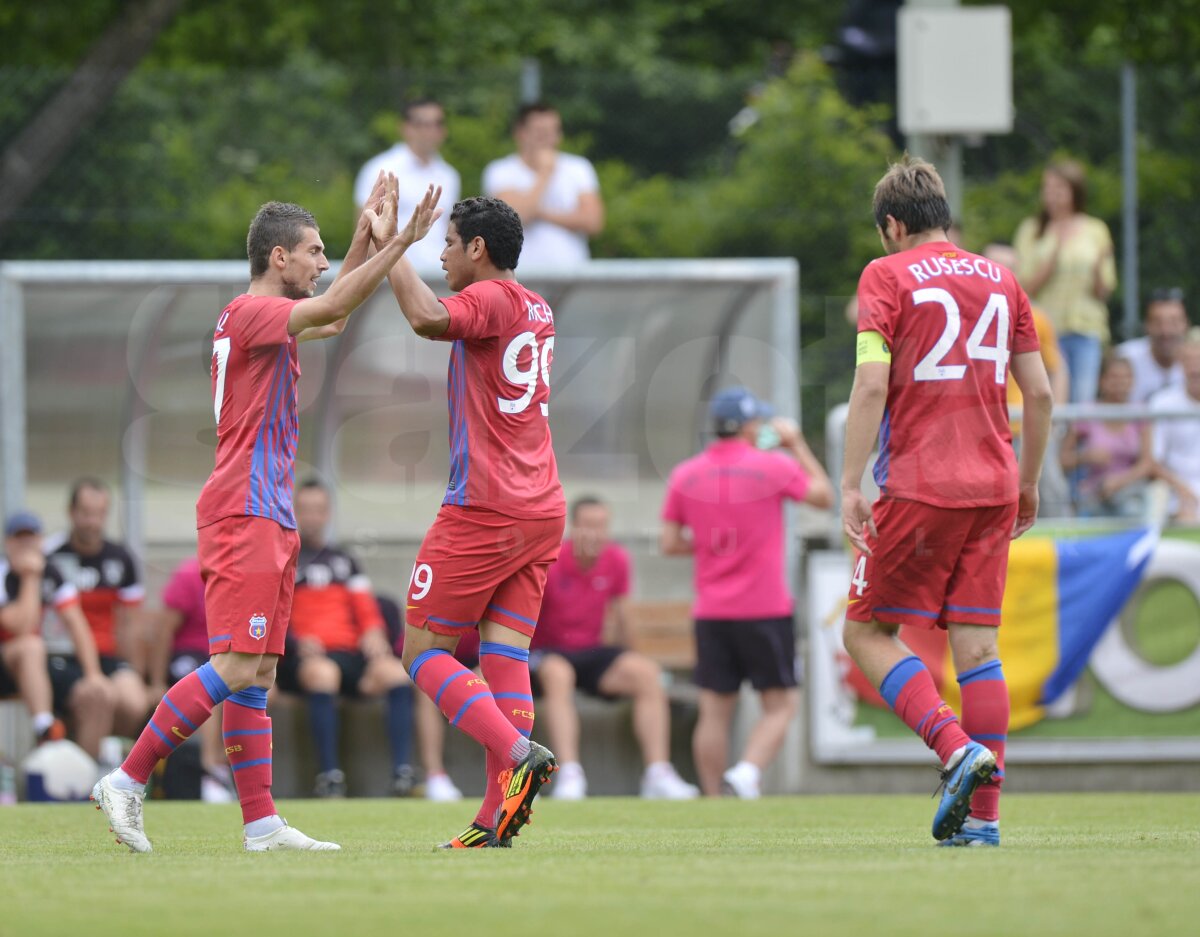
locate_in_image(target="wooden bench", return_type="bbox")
[627,599,696,672]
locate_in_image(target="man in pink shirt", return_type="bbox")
[531,496,698,800]
[661,387,833,797]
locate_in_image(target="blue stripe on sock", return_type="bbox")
[195,662,232,704]
[230,758,272,772]
[957,660,1004,686]
[163,695,197,730]
[410,648,451,684]
[518,728,532,737]
[450,692,491,727]
[914,705,939,736]
[434,670,469,707]
[492,692,534,702]
[927,715,958,738]
[223,729,272,738]
[479,642,530,662]
[149,721,179,750]
[970,733,1007,742]
[879,656,927,710]
[228,686,268,709]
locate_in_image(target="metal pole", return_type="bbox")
[520,58,541,104]
[0,270,26,517]
[1121,62,1140,341]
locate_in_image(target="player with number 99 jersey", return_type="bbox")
[856,243,1040,508]
[434,278,564,518]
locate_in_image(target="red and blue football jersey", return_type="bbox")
[857,241,1040,508]
[196,294,301,529]
[435,278,565,519]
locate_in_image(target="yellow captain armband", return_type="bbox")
[856,330,892,366]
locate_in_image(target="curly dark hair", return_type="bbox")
[450,197,524,271]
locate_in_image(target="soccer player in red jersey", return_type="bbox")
[380,195,565,848]
[91,174,441,853]
[840,156,1053,846]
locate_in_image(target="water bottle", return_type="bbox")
[0,757,16,805]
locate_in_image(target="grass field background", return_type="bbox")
[2,794,1197,937]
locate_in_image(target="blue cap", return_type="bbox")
[4,510,42,537]
[709,386,773,432]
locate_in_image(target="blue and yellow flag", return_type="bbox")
[849,529,1156,730]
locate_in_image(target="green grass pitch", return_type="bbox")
[2,794,1197,937]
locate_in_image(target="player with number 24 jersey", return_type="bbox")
[856,245,1039,508]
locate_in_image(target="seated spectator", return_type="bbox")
[1116,288,1191,403]
[275,479,416,797]
[44,477,148,739]
[482,101,604,266]
[1061,355,1155,517]
[145,556,235,802]
[381,595,465,802]
[531,495,697,800]
[1151,339,1200,522]
[2,511,112,758]
[0,511,67,749]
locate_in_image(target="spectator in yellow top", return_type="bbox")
[1014,159,1117,404]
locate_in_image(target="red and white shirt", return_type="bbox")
[434,279,565,518]
[857,241,1040,508]
[196,294,301,529]
[46,538,143,657]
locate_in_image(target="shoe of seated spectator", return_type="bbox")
[640,764,700,800]
[200,770,236,804]
[551,762,587,800]
[424,772,463,802]
[721,763,761,799]
[37,718,67,745]
[313,768,347,799]
[392,764,417,797]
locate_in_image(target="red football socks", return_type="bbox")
[223,688,276,825]
[410,648,527,769]
[474,643,535,828]
[958,660,1008,821]
[122,662,231,784]
[879,655,972,765]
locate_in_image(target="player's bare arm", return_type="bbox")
[287,174,415,337]
[841,360,889,555]
[62,603,103,678]
[383,186,451,338]
[1010,350,1053,538]
[660,521,694,556]
[0,550,44,635]
[297,171,398,343]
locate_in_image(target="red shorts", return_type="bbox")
[406,505,566,639]
[844,497,1017,630]
[198,515,299,656]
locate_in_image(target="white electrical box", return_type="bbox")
[898,6,1013,135]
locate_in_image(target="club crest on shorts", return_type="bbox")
[248,612,268,640]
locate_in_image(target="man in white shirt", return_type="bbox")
[1116,289,1190,403]
[355,98,460,272]
[483,102,604,268]
[1151,339,1200,522]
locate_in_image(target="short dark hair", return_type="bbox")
[297,477,328,495]
[514,101,558,130]
[872,155,952,236]
[69,477,109,509]
[247,201,318,279]
[450,197,523,271]
[570,495,606,522]
[403,97,443,121]
[1149,286,1185,305]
